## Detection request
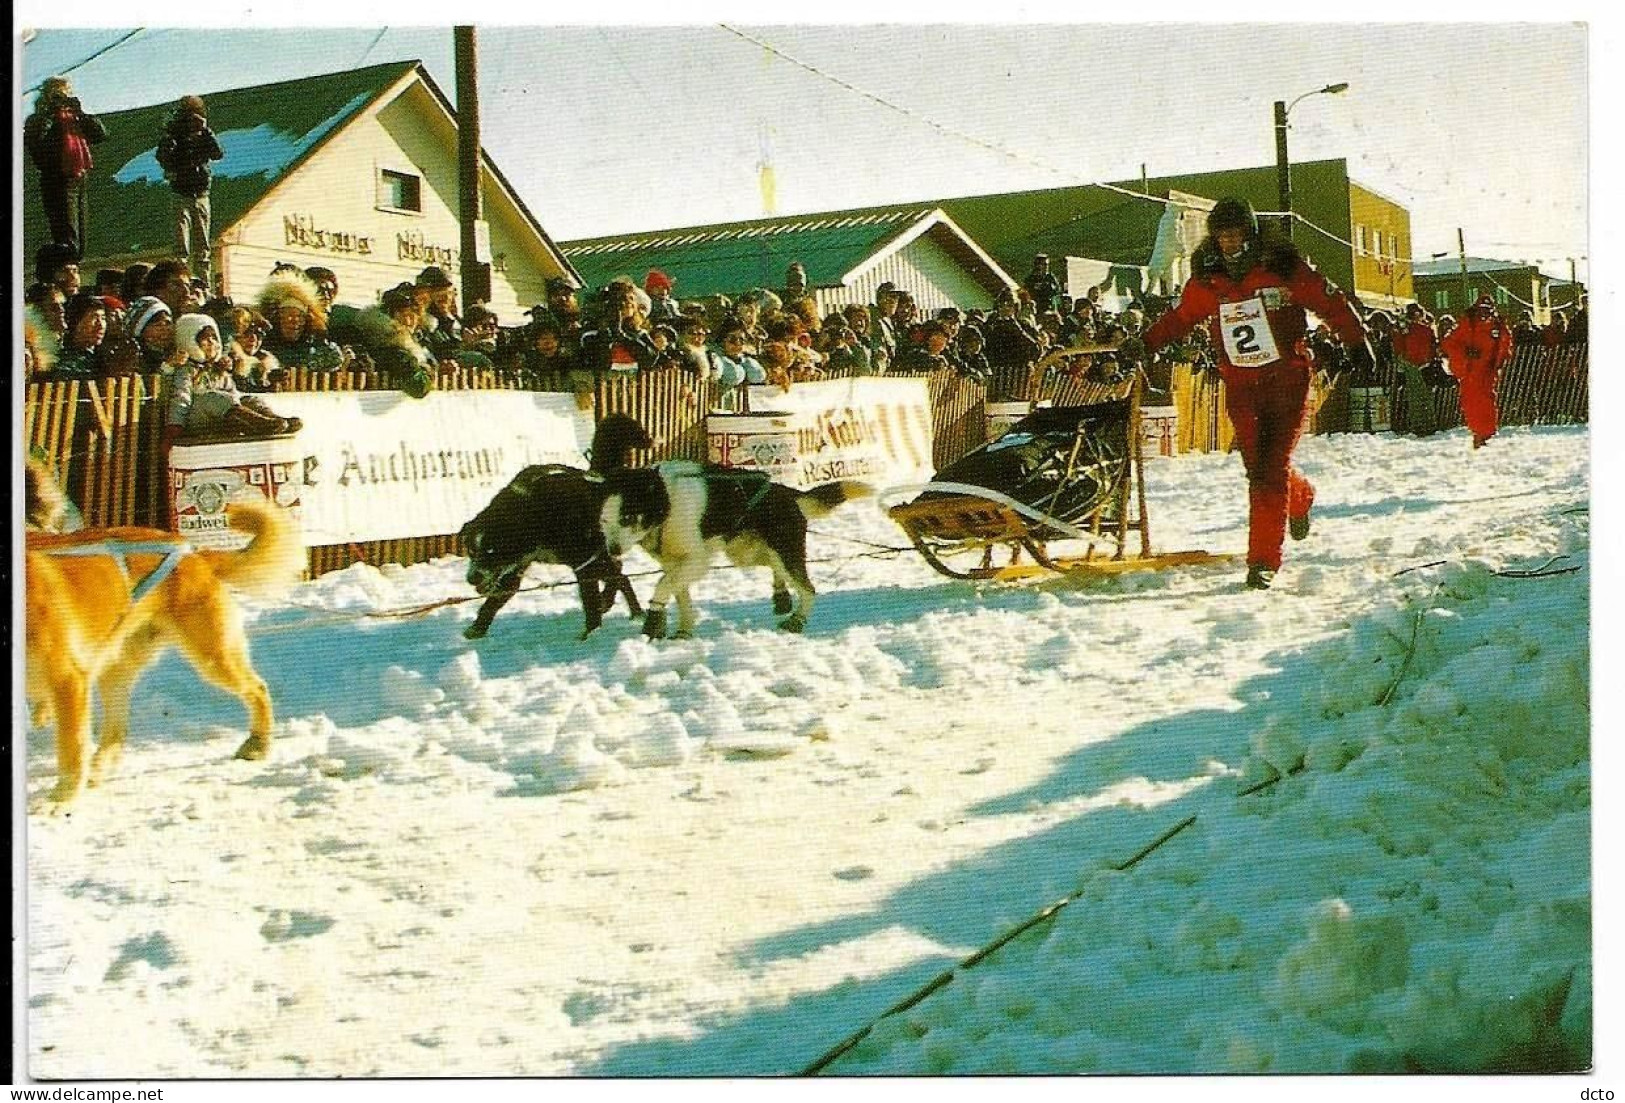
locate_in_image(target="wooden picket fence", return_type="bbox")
[23,346,1588,576]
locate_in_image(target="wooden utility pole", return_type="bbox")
[1457,228,1469,306]
[455,26,492,307]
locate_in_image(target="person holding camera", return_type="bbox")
[24,76,108,253]
[156,95,226,288]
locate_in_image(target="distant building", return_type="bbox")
[1104,160,1415,312]
[570,157,1411,316]
[21,60,579,321]
[562,207,1018,316]
[1412,258,1585,323]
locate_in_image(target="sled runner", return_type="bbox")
[884,377,1232,581]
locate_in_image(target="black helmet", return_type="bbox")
[1207,197,1258,238]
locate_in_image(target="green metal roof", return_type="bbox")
[23,61,419,265]
[563,208,941,296]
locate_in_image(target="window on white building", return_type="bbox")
[1435,291,1450,311]
[1373,230,1384,256]
[378,169,423,213]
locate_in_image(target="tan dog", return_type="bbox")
[25,502,305,808]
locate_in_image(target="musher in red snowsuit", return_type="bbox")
[1439,294,1514,449]
[1136,198,1374,590]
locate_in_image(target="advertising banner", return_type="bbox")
[170,435,310,551]
[242,390,593,545]
[707,377,935,490]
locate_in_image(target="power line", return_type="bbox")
[716,24,1165,212]
[22,28,145,96]
[714,25,1578,282]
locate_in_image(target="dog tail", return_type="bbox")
[198,501,306,596]
[797,480,875,519]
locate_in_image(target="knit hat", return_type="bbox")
[416,265,454,290]
[128,296,173,342]
[174,314,220,360]
[381,282,419,316]
[643,269,674,294]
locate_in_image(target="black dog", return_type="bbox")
[599,460,872,638]
[461,413,653,640]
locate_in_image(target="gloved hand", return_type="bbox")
[1344,340,1376,380]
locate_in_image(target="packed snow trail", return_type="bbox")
[23,426,1589,1077]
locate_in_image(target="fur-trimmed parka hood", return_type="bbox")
[1192,233,1302,282]
[257,270,329,335]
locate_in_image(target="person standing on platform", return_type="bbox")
[156,95,225,289]
[24,76,107,253]
[1131,197,1374,591]
[1439,293,1514,449]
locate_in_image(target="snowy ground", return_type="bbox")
[19,424,1595,1086]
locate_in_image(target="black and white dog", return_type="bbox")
[598,460,873,638]
[460,413,653,640]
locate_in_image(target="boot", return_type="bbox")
[1245,565,1275,591]
[1289,511,1311,541]
[221,402,284,438]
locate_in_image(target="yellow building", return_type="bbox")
[22,61,578,321]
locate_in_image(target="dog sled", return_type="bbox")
[883,376,1232,582]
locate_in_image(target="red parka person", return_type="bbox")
[1391,302,1440,437]
[1439,293,1514,449]
[1134,198,1374,590]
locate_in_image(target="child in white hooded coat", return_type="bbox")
[166,313,301,439]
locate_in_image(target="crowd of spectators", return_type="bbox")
[18,70,1588,426]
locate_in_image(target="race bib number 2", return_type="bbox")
[1219,297,1282,368]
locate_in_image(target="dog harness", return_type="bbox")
[37,540,191,604]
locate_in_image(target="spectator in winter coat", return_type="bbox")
[230,311,283,393]
[675,315,714,376]
[580,281,660,380]
[1440,293,1514,449]
[1023,254,1065,316]
[414,266,461,360]
[527,277,584,345]
[258,269,346,372]
[448,304,501,371]
[516,318,579,390]
[35,242,83,299]
[781,262,810,306]
[145,260,197,317]
[982,288,1044,372]
[155,95,225,286]
[128,296,177,374]
[351,283,436,398]
[710,320,767,410]
[1566,299,1588,344]
[643,270,684,324]
[165,314,300,439]
[23,76,107,252]
[46,292,112,380]
[869,284,901,371]
[26,282,69,343]
[1390,303,1440,437]
[955,326,992,381]
[894,320,955,374]
[823,325,874,375]
[1137,196,1374,591]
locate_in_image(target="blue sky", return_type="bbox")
[16,13,1596,283]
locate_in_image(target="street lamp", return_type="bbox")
[1274,82,1349,242]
